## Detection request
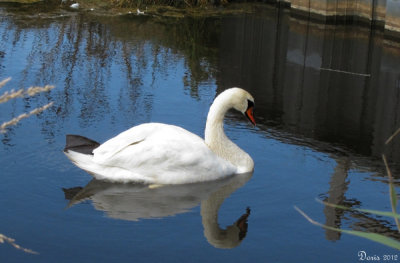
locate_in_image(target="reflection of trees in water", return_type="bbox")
[161,17,220,99]
[216,7,400,166]
[321,156,400,242]
[0,13,220,142]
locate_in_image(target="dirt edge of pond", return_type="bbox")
[0,0,260,18]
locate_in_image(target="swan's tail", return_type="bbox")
[64,135,102,174]
[64,135,100,155]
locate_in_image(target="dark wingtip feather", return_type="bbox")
[64,134,100,155]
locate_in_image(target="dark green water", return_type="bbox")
[1,3,400,262]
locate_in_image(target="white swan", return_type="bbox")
[64,87,255,184]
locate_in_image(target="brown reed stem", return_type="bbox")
[0,233,38,255]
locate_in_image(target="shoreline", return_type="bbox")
[1,0,400,40]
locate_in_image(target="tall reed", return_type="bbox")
[295,129,400,250]
[0,77,54,254]
[0,77,54,133]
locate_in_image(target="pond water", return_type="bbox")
[1,3,400,262]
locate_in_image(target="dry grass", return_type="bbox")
[0,77,11,89]
[0,85,54,104]
[0,77,55,254]
[0,102,54,133]
[0,78,55,133]
[386,127,400,145]
[113,0,228,8]
[0,234,39,254]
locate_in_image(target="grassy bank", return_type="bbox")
[0,0,248,8]
[0,0,231,5]
[0,0,258,18]
[113,0,229,8]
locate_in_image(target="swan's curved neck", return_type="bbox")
[204,93,254,173]
[205,95,230,146]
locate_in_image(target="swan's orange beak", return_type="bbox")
[245,107,256,126]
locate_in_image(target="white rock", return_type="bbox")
[70,3,79,9]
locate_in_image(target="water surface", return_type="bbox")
[1,4,400,262]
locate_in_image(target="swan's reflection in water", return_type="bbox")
[63,172,253,249]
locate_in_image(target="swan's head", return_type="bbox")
[223,88,256,125]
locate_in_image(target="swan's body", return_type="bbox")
[67,123,236,184]
[64,88,255,184]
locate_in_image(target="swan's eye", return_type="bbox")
[247,100,254,110]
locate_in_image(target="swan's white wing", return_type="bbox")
[92,123,154,162]
[91,123,237,184]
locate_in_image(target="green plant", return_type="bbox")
[295,129,400,250]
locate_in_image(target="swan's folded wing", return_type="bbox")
[92,123,153,163]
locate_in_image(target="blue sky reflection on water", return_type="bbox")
[1,4,400,262]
